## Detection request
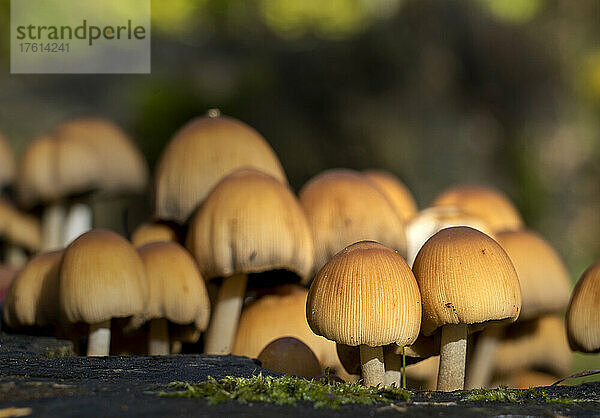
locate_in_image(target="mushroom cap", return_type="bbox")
[136,241,210,332]
[154,113,287,224]
[307,240,421,347]
[406,206,493,267]
[131,222,179,247]
[496,370,558,389]
[432,185,523,233]
[186,169,313,283]
[59,229,148,325]
[0,133,16,189]
[0,199,41,251]
[363,170,418,222]
[232,285,341,374]
[3,250,63,329]
[566,261,600,353]
[52,117,148,195]
[496,230,571,320]
[0,265,16,302]
[493,315,571,377]
[258,337,322,378]
[413,226,521,336]
[299,169,407,274]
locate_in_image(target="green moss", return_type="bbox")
[157,374,411,409]
[43,345,75,359]
[461,386,578,405]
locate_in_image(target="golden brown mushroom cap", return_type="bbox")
[59,229,148,325]
[136,241,210,333]
[363,170,418,222]
[566,261,600,353]
[413,227,522,336]
[0,199,41,251]
[258,337,322,378]
[496,230,571,320]
[307,240,421,347]
[0,133,16,189]
[131,222,179,247]
[3,250,62,329]
[432,185,523,233]
[155,114,287,223]
[299,169,407,274]
[186,169,313,283]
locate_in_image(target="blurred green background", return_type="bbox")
[1,0,599,372]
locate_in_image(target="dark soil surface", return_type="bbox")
[1,332,599,417]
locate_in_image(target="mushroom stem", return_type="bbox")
[437,323,468,391]
[360,345,385,387]
[204,273,248,354]
[87,320,111,356]
[465,325,504,389]
[5,245,27,268]
[41,203,66,251]
[148,318,170,355]
[63,203,93,246]
[170,340,182,354]
[383,347,402,387]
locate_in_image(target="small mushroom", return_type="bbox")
[307,241,421,387]
[258,337,322,378]
[130,221,180,247]
[363,170,418,222]
[59,230,148,356]
[566,260,600,353]
[412,227,521,391]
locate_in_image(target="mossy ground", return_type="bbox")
[460,386,581,404]
[158,374,412,409]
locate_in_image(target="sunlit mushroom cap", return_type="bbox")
[493,315,571,378]
[0,133,16,189]
[406,206,493,267]
[154,113,287,224]
[59,229,148,325]
[566,261,600,353]
[232,285,341,374]
[3,250,63,329]
[135,241,210,334]
[496,230,571,320]
[186,169,313,283]
[363,170,418,222]
[300,169,407,274]
[131,221,179,247]
[432,185,523,233]
[307,240,421,347]
[413,227,522,336]
[258,337,322,378]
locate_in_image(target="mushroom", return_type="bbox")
[0,200,41,268]
[466,229,572,388]
[566,260,600,353]
[155,110,287,224]
[299,169,406,275]
[3,250,62,332]
[0,265,16,303]
[187,169,313,354]
[258,337,322,379]
[130,221,180,247]
[412,227,521,391]
[59,229,148,356]
[363,170,418,222]
[0,132,16,197]
[307,241,421,387]
[135,241,210,355]
[432,185,523,233]
[493,370,558,389]
[232,284,346,379]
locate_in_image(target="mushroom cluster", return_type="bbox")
[0,112,582,393]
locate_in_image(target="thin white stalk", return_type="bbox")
[465,325,503,389]
[148,318,170,355]
[63,203,93,246]
[41,203,66,251]
[360,345,385,387]
[87,320,111,356]
[437,323,468,391]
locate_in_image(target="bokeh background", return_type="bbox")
[1,0,599,370]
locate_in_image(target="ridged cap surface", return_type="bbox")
[432,185,523,232]
[59,229,148,324]
[131,222,179,247]
[307,241,421,347]
[364,170,418,222]
[186,169,313,282]
[299,169,407,274]
[3,250,63,328]
[137,242,210,331]
[154,114,287,223]
[413,227,522,336]
[496,230,571,320]
[566,261,600,352]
